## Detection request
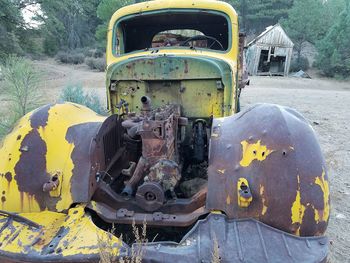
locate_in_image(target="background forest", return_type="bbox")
[0,0,349,77]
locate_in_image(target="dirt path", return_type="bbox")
[34,59,106,103]
[241,76,350,263]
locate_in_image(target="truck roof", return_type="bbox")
[108,0,238,30]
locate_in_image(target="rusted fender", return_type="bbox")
[206,104,330,237]
[0,206,125,262]
[0,103,112,213]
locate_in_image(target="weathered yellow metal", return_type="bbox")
[0,103,106,213]
[0,206,122,260]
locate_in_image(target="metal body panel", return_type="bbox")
[206,104,329,237]
[107,56,232,117]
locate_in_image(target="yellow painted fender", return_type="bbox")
[0,103,107,213]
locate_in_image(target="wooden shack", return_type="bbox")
[246,24,294,76]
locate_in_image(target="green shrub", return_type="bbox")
[55,51,85,64]
[55,51,69,63]
[0,55,42,138]
[70,53,85,64]
[84,48,104,58]
[85,57,106,72]
[60,84,106,114]
[0,112,20,139]
[1,55,42,116]
[290,56,310,72]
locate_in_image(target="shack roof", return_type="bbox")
[247,24,294,48]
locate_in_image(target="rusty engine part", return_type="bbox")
[121,96,188,211]
[192,119,208,164]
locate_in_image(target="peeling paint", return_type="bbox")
[291,176,305,236]
[314,170,330,223]
[240,140,273,167]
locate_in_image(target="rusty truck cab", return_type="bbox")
[106,0,240,118]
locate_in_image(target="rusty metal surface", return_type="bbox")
[121,98,186,201]
[206,103,329,237]
[88,201,208,227]
[137,213,328,263]
[92,182,207,214]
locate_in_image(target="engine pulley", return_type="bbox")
[135,182,165,212]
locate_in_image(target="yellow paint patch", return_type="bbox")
[291,175,306,236]
[260,185,268,216]
[211,210,223,214]
[314,170,330,223]
[217,169,225,174]
[239,140,273,167]
[226,195,231,205]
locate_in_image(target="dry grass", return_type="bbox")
[98,220,148,263]
[211,235,221,263]
[98,220,222,263]
[97,224,118,263]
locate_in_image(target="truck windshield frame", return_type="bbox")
[112,9,232,56]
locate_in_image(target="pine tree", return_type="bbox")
[316,2,350,77]
[224,0,293,33]
[96,0,136,47]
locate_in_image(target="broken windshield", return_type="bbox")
[114,10,231,55]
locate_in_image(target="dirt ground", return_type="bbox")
[1,59,349,262]
[34,59,106,101]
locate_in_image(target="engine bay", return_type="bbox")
[90,95,211,228]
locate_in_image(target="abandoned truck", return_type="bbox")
[0,0,330,262]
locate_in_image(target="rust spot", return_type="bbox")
[30,104,51,128]
[5,172,12,183]
[16,134,22,140]
[184,60,189,74]
[14,129,51,210]
[66,122,103,203]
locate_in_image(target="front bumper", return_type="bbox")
[0,211,328,263]
[138,213,328,263]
